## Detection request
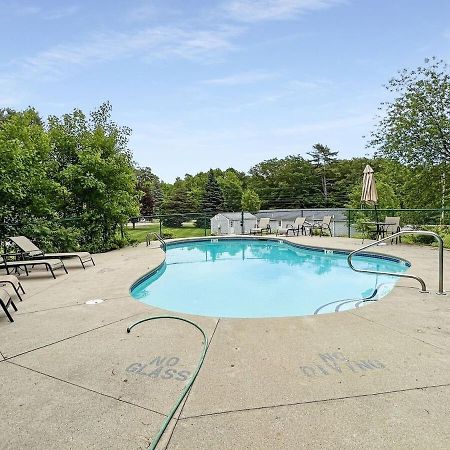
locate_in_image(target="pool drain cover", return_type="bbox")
[85,299,104,305]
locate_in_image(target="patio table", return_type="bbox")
[365,221,395,240]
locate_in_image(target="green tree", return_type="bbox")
[201,169,224,216]
[136,167,163,216]
[307,143,339,206]
[218,170,243,211]
[0,108,73,248]
[369,57,450,166]
[348,180,400,210]
[162,179,194,226]
[48,102,139,251]
[241,189,261,213]
[248,155,321,209]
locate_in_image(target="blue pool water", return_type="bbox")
[131,239,410,318]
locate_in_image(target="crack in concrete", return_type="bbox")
[4,312,146,360]
[164,318,222,450]
[178,381,450,421]
[6,360,167,417]
[15,295,142,316]
[349,310,450,353]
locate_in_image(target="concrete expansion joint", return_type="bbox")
[16,302,87,316]
[161,318,222,449]
[179,381,450,421]
[6,360,167,417]
[4,312,144,361]
[348,311,449,352]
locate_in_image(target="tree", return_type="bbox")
[369,57,450,166]
[201,169,224,216]
[248,155,322,209]
[136,167,163,216]
[218,170,243,211]
[348,180,400,210]
[0,108,68,246]
[241,189,261,213]
[162,179,194,227]
[307,143,339,206]
[47,102,140,251]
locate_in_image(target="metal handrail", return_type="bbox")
[146,232,166,252]
[347,230,446,295]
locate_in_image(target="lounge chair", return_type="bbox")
[1,253,68,279]
[8,236,95,269]
[250,218,271,235]
[312,216,333,236]
[276,217,311,236]
[0,288,17,322]
[0,274,25,302]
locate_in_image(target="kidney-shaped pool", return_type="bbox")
[130,238,410,318]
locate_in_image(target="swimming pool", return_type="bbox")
[131,238,410,318]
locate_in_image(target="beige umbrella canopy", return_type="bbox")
[361,165,378,205]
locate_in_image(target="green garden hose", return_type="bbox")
[127,316,209,450]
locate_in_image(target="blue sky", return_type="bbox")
[1,0,449,181]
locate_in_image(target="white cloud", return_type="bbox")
[126,3,158,22]
[224,0,344,22]
[204,71,279,85]
[44,5,79,20]
[9,25,242,81]
[272,114,372,136]
[0,1,78,19]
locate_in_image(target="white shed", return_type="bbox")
[210,212,257,235]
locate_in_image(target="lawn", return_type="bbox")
[126,222,210,243]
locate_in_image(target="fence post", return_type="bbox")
[204,216,207,236]
[348,209,351,238]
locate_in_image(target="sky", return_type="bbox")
[1,0,450,181]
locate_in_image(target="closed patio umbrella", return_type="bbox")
[361,164,379,236]
[361,165,378,206]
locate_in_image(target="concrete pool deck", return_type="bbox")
[1,236,449,449]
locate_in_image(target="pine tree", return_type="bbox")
[307,144,338,206]
[201,169,224,216]
[162,180,194,227]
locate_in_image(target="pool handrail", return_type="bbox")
[347,230,446,295]
[146,232,166,252]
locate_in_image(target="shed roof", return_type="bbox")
[213,212,256,220]
[256,209,347,220]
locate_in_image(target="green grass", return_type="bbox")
[126,223,210,243]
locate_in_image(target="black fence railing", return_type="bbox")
[2,209,449,252]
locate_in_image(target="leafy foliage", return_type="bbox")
[0,103,139,252]
[136,167,163,216]
[241,189,261,213]
[369,57,450,166]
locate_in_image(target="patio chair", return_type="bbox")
[276,217,311,236]
[0,288,17,322]
[0,274,25,302]
[312,216,333,237]
[8,236,95,269]
[1,253,68,279]
[384,217,401,244]
[250,218,271,235]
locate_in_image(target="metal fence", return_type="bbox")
[131,208,450,239]
[2,209,449,249]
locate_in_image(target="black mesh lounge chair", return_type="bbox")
[0,288,17,322]
[0,274,25,302]
[1,254,68,279]
[8,236,95,269]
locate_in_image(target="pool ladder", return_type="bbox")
[146,232,167,252]
[347,230,446,295]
